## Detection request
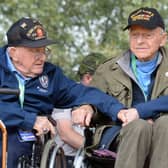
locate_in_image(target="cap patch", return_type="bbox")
[20,22,27,29]
[26,25,46,41]
[131,9,154,21]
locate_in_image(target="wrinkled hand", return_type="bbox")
[72,105,94,126]
[118,108,139,126]
[117,109,127,123]
[33,116,56,136]
[146,118,154,124]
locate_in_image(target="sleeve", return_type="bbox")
[0,101,37,130]
[54,68,125,121]
[134,96,168,119]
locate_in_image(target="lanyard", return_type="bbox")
[131,55,138,78]
[131,55,147,101]
[16,76,25,108]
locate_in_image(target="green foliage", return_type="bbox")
[0,0,168,79]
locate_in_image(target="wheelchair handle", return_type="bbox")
[0,88,19,168]
[0,120,7,168]
[0,88,19,96]
[48,116,57,127]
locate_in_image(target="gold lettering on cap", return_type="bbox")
[131,9,154,21]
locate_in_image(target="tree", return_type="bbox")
[0,0,168,79]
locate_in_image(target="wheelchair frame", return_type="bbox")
[17,133,66,168]
[0,88,20,168]
[0,120,7,168]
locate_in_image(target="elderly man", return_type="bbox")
[0,17,126,168]
[72,7,168,168]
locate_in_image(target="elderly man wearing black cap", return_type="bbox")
[80,7,168,168]
[0,17,127,168]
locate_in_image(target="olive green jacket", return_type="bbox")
[91,47,168,110]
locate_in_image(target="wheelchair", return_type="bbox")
[17,117,67,168]
[73,113,151,168]
[73,113,120,168]
[0,119,66,168]
[17,133,66,168]
[0,88,20,168]
[0,120,7,168]
[0,88,66,168]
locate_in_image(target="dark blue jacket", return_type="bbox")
[135,95,168,119]
[0,46,124,130]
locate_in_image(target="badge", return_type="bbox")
[39,75,49,88]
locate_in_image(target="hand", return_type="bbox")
[117,109,127,123]
[146,118,154,124]
[33,116,56,136]
[72,104,94,126]
[125,108,139,123]
[118,108,139,126]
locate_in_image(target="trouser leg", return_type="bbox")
[115,119,152,168]
[149,115,168,168]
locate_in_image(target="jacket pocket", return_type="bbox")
[160,87,168,96]
[107,84,128,102]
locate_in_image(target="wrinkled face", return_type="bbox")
[129,25,167,61]
[8,47,50,77]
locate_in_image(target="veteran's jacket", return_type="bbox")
[91,47,168,119]
[0,46,125,130]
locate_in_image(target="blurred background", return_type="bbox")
[0,0,168,80]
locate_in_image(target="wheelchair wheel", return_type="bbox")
[17,138,43,168]
[73,147,91,168]
[14,141,42,168]
[17,155,31,168]
[40,138,66,168]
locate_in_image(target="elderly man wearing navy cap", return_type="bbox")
[0,17,127,168]
[86,7,168,168]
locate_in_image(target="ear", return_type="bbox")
[160,32,167,47]
[8,47,19,62]
[83,73,93,85]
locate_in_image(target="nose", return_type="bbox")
[35,53,47,60]
[136,34,145,44]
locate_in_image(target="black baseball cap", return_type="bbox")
[123,7,165,31]
[7,17,56,48]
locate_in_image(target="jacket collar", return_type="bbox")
[117,49,162,80]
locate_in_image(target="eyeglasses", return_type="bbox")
[129,29,165,40]
[130,32,155,40]
[27,47,51,60]
[44,47,51,56]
